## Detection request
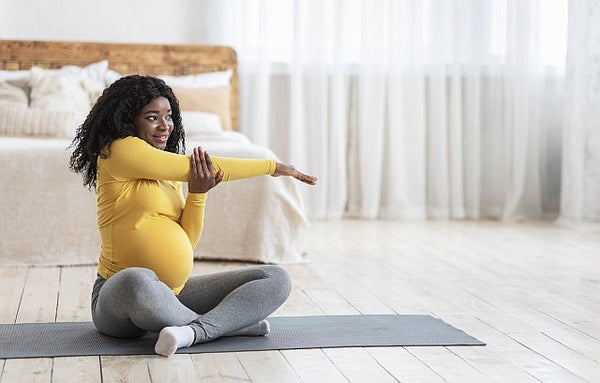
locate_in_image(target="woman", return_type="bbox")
[69,75,317,357]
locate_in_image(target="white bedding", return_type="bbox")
[0,133,309,265]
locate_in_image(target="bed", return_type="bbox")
[0,40,309,265]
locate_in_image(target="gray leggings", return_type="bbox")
[91,266,291,343]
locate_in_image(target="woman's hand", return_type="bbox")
[272,163,318,185]
[188,147,224,193]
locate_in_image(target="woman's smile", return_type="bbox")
[133,96,174,150]
[152,132,170,145]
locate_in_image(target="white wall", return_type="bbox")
[0,0,215,44]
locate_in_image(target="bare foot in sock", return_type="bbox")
[225,320,270,337]
[154,326,195,357]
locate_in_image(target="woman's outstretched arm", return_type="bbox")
[107,136,318,186]
[106,137,276,182]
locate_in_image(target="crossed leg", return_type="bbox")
[91,265,291,356]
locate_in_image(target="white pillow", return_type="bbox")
[81,78,106,105]
[104,69,123,86]
[55,61,110,103]
[181,111,222,135]
[100,69,233,88]
[54,60,109,83]
[29,67,91,112]
[160,70,232,88]
[0,60,109,87]
[0,70,29,82]
[0,106,83,137]
[0,82,28,107]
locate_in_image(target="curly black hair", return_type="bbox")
[69,75,185,189]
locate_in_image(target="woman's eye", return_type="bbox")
[166,115,172,121]
[148,116,157,121]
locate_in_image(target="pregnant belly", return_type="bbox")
[114,217,194,292]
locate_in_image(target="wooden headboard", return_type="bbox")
[0,40,240,130]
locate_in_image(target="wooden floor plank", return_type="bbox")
[52,357,101,383]
[499,303,597,337]
[441,313,589,383]
[287,264,360,315]
[146,354,198,383]
[0,358,52,383]
[189,353,251,382]
[15,267,60,323]
[100,356,151,383]
[236,351,301,383]
[446,346,540,383]
[4,267,60,383]
[0,268,28,324]
[541,329,600,362]
[55,266,96,322]
[281,349,348,382]
[406,346,486,382]
[507,331,600,382]
[323,347,398,382]
[309,264,397,315]
[536,309,600,341]
[367,347,445,382]
[281,280,327,316]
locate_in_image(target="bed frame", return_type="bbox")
[0,39,239,130]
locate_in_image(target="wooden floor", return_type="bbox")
[0,220,599,382]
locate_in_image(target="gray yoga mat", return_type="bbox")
[0,315,484,359]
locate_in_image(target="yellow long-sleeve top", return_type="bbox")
[96,136,276,294]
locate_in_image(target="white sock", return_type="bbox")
[225,320,270,337]
[154,326,195,357]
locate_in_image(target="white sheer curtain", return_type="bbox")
[203,0,566,221]
[560,0,600,223]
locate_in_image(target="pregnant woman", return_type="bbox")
[69,75,317,357]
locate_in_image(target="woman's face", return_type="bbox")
[133,96,174,150]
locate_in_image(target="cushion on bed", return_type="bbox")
[0,82,28,107]
[173,85,232,130]
[0,63,111,138]
[104,69,122,86]
[0,69,30,83]
[0,61,110,89]
[54,60,110,84]
[28,66,92,112]
[181,111,222,134]
[159,70,232,88]
[0,106,83,137]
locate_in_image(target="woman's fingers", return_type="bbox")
[215,170,224,185]
[205,150,215,175]
[189,146,224,193]
[194,147,208,177]
[290,165,317,185]
[190,151,197,173]
[291,166,317,185]
[296,172,318,185]
[199,148,209,175]
[194,146,221,181]
[205,151,224,185]
[272,162,317,185]
[192,150,203,177]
